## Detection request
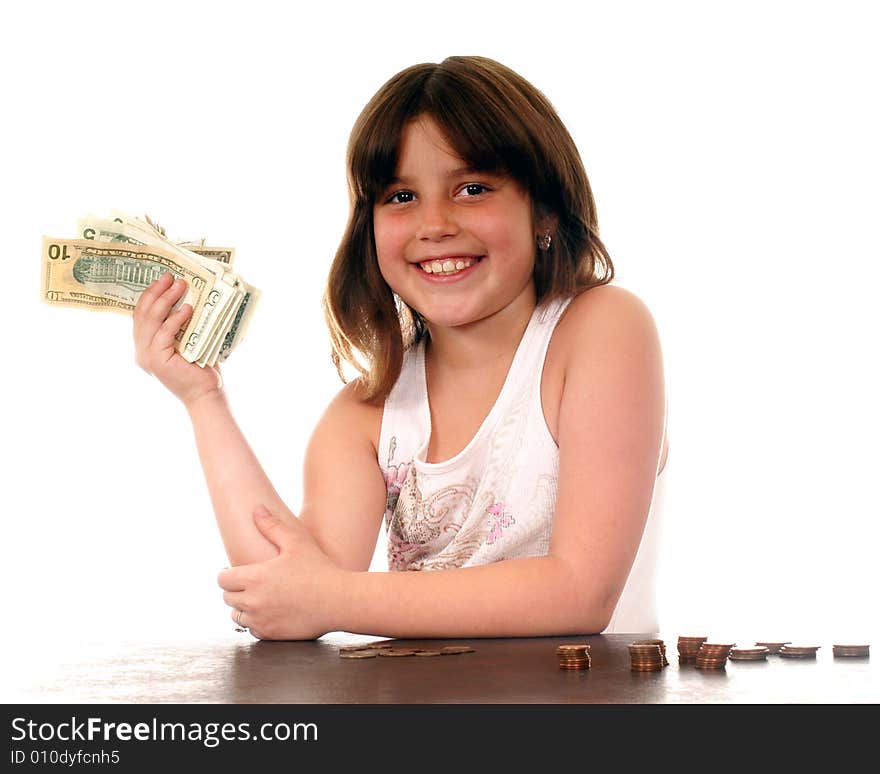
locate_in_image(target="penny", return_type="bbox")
[339,650,379,659]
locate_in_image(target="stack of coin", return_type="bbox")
[778,644,820,659]
[677,636,708,664]
[729,646,770,662]
[755,641,790,654]
[632,639,668,666]
[694,642,734,669]
[556,643,591,670]
[629,642,664,672]
[832,644,870,658]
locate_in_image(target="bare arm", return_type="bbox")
[133,273,288,565]
[186,392,287,565]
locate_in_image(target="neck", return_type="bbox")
[424,288,537,375]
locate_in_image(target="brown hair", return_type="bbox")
[322,55,614,402]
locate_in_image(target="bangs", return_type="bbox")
[349,62,540,207]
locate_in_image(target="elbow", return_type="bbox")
[550,557,620,634]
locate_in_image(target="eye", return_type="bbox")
[459,183,489,197]
[385,190,415,204]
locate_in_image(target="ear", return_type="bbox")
[535,209,559,237]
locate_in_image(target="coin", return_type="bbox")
[379,648,421,657]
[414,650,444,656]
[440,645,476,655]
[729,646,769,661]
[778,645,820,658]
[755,641,790,654]
[338,642,393,653]
[832,644,870,657]
[339,649,379,659]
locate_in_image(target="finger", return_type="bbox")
[252,505,296,552]
[218,567,248,591]
[144,277,188,329]
[133,277,186,359]
[222,590,247,608]
[152,303,194,352]
[231,607,248,628]
[134,271,174,320]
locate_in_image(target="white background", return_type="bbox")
[1,0,878,686]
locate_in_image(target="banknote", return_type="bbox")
[41,211,259,366]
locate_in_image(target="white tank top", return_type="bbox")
[377,296,663,633]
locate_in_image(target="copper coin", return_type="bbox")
[340,649,379,659]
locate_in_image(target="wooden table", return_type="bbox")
[7,631,876,704]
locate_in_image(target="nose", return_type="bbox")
[416,198,459,241]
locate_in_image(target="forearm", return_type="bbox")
[336,556,615,638]
[186,391,289,565]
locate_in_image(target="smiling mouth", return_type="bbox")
[419,256,483,275]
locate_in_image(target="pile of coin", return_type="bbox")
[556,643,591,670]
[832,644,870,658]
[629,642,665,672]
[778,644,820,659]
[755,641,790,654]
[338,642,475,659]
[695,642,735,669]
[729,645,770,662]
[677,635,708,664]
[631,639,668,666]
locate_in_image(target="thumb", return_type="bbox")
[252,504,292,550]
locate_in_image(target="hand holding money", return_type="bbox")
[40,211,260,367]
[133,271,225,407]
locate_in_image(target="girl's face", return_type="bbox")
[372,116,538,331]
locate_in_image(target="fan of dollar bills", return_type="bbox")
[40,210,260,367]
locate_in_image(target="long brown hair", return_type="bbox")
[322,55,614,402]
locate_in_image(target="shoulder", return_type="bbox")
[558,284,659,341]
[549,284,662,374]
[558,284,666,467]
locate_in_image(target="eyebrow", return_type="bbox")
[387,165,482,186]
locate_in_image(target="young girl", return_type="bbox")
[133,56,668,640]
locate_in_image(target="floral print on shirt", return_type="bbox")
[486,501,515,545]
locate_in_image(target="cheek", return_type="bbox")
[485,216,535,265]
[373,217,407,264]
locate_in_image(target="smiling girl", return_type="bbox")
[133,56,668,639]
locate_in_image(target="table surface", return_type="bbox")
[5,631,877,704]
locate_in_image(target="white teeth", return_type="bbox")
[421,258,475,275]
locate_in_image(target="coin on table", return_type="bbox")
[414,650,444,657]
[755,641,790,654]
[779,645,820,658]
[340,649,379,659]
[379,648,421,657]
[440,645,476,655]
[339,644,381,653]
[832,644,870,657]
[729,646,769,661]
